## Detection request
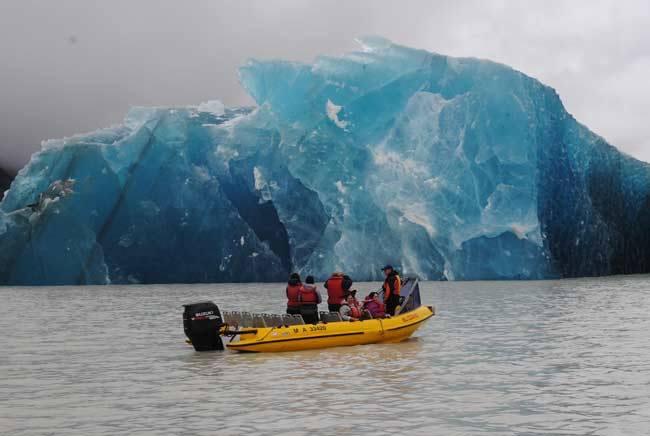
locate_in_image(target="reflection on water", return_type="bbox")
[1,276,650,435]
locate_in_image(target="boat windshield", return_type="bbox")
[395,278,422,315]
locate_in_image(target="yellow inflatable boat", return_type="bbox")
[225,305,434,352]
[182,278,436,353]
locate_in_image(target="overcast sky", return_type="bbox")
[1,0,649,173]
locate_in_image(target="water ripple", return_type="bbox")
[1,276,650,435]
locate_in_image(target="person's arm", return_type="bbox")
[339,305,352,321]
[342,275,352,291]
[394,277,401,295]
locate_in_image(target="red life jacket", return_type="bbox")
[299,285,319,304]
[325,275,345,304]
[286,284,303,308]
[349,305,361,319]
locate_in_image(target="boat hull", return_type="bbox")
[226,305,435,353]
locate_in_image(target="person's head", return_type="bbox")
[346,294,355,304]
[350,289,357,298]
[368,291,379,301]
[289,272,301,283]
[305,275,315,284]
[381,265,393,277]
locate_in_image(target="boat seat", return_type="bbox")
[240,312,254,328]
[263,313,284,327]
[251,313,267,328]
[223,311,306,328]
[222,311,233,325]
[281,314,305,325]
[223,311,243,327]
[290,314,305,325]
[319,312,342,323]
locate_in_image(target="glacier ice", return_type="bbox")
[1,37,650,285]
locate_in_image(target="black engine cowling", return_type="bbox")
[182,301,224,351]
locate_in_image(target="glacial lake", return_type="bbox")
[1,276,649,435]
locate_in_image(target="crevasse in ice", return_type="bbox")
[1,37,650,284]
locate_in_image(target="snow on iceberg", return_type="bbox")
[1,37,650,285]
[325,99,348,129]
[197,100,225,117]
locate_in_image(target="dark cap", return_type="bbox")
[381,265,393,271]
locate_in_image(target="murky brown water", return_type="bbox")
[2,276,650,435]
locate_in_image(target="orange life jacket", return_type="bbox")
[383,273,401,301]
[349,305,361,319]
[299,285,319,304]
[286,284,303,308]
[325,275,345,304]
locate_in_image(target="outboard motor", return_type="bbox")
[182,301,224,351]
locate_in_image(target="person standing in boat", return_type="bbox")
[324,272,353,312]
[382,265,401,316]
[299,275,322,324]
[286,272,304,316]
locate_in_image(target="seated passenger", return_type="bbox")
[349,289,371,319]
[339,294,361,321]
[349,289,361,309]
[363,292,386,318]
[299,275,322,324]
[286,272,303,316]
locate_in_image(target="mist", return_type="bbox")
[1,0,649,173]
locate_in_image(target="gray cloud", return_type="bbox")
[1,0,649,173]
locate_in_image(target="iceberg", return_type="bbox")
[1,37,650,285]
